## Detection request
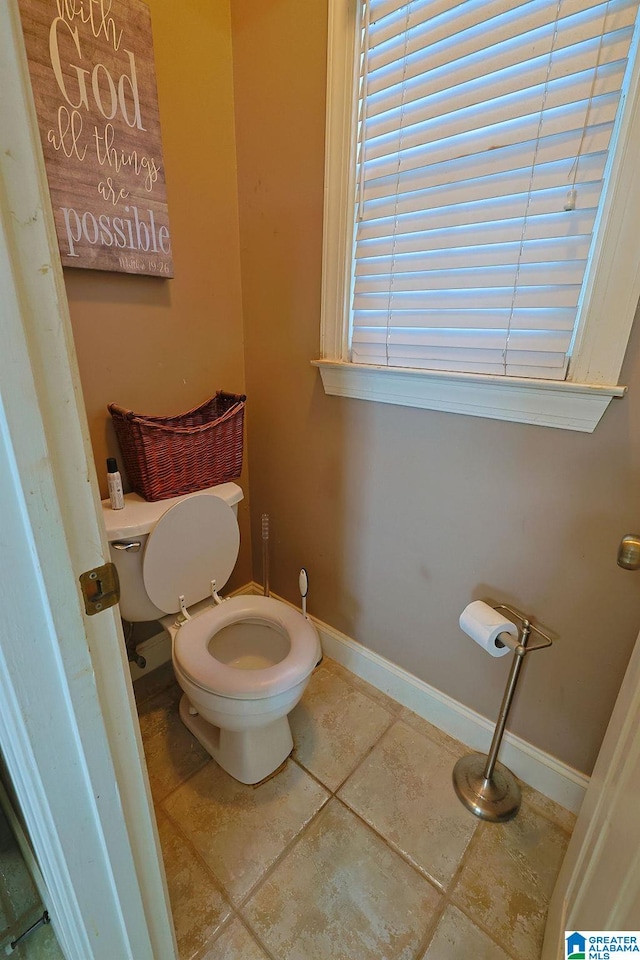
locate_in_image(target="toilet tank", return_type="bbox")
[102,482,243,622]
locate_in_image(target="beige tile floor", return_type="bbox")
[0,800,64,959]
[135,658,575,960]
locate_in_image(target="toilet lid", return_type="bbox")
[142,494,239,614]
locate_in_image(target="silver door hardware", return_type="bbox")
[112,540,141,552]
[617,534,640,570]
[79,562,120,616]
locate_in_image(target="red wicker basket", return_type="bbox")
[108,391,246,501]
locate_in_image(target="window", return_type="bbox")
[316,0,640,431]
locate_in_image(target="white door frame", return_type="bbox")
[543,627,640,955]
[0,3,177,958]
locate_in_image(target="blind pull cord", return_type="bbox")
[566,0,612,209]
[356,0,371,224]
[503,0,563,375]
[387,0,413,367]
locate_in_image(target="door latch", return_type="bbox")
[79,562,120,616]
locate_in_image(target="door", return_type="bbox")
[542,619,640,954]
[0,3,176,958]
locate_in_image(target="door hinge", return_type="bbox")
[79,562,120,616]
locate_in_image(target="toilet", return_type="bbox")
[102,482,321,784]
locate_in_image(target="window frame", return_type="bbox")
[315,0,640,432]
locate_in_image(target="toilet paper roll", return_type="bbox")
[459,601,519,658]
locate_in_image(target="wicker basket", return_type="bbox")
[108,391,246,501]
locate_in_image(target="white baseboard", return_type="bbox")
[131,581,589,813]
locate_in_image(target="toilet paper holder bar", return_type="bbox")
[453,602,554,824]
[493,603,553,655]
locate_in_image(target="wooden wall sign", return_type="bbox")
[19,0,174,277]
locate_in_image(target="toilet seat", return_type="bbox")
[173,595,320,700]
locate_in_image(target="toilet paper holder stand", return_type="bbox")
[452,603,553,823]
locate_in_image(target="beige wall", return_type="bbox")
[231,0,640,774]
[64,0,252,589]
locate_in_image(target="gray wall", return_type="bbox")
[232,0,640,775]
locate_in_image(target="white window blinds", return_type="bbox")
[351,0,640,378]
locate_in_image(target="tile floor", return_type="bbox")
[0,798,64,959]
[135,658,575,960]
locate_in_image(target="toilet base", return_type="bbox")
[178,694,293,785]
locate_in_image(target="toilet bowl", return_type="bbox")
[169,594,319,783]
[103,483,321,783]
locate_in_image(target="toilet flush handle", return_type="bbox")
[112,540,141,553]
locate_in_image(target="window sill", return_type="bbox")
[312,360,626,433]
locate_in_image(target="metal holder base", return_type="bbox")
[453,753,522,823]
